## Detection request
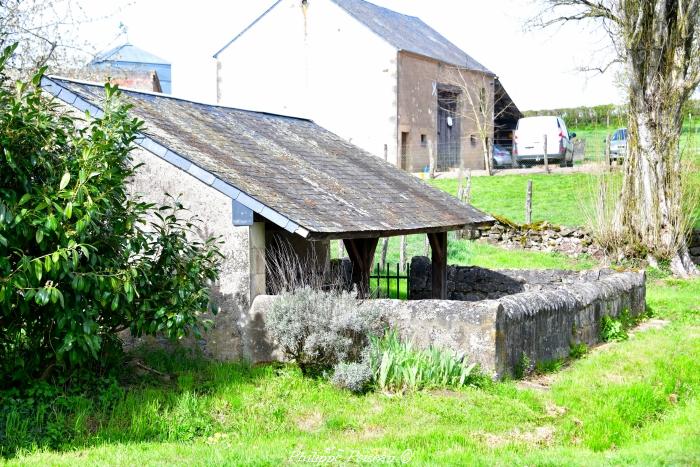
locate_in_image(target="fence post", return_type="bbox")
[465,169,472,204]
[605,133,612,168]
[424,235,430,257]
[543,134,549,173]
[399,235,407,272]
[428,139,436,179]
[379,237,389,270]
[525,180,533,225]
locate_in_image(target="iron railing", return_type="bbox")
[370,262,410,300]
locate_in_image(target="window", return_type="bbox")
[420,134,427,146]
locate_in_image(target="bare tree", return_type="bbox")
[0,0,123,77]
[534,0,700,276]
[443,68,514,175]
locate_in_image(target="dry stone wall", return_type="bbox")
[465,219,604,258]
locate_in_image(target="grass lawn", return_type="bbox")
[429,174,600,227]
[6,273,700,466]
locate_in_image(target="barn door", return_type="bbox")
[437,90,460,170]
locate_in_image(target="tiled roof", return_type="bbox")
[42,77,493,239]
[332,0,491,71]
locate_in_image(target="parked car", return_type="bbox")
[609,128,627,162]
[492,144,512,168]
[513,116,576,167]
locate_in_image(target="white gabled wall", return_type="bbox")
[216,0,399,164]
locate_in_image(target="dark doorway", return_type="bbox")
[437,89,460,170]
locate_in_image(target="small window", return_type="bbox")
[420,134,427,146]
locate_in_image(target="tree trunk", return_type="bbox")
[482,138,492,175]
[617,65,698,276]
[614,0,699,277]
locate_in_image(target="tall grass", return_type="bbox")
[368,330,483,392]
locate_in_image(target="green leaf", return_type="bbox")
[18,193,32,206]
[0,233,7,247]
[59,172,71,190]
[64,202,73,219]
[44,255,52,272]
[34,260,43,282]
[35,229,44,244]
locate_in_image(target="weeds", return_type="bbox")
[569,343,588,359]
[600,315,628,342]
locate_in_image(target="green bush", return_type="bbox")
[0,44,222,384]
[368,330,484,392]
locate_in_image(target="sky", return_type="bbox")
[77,0,623,110]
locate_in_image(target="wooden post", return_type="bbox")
[428,139,436,179]
[343,238,379,298]
[424,235,430,256]
[543,134,549,173]
[605,133,612,168]
[465,169,472,204]
[379,237,389,270]
[427,231,447,299]
[525,180,533,225]
[399,235,407,272]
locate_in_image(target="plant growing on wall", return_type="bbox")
[0,44,222,385]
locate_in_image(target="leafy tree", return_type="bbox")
[0,44,222,385]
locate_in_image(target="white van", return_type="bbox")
[513,116,575,167]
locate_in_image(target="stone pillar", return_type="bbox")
[249,222,266,303]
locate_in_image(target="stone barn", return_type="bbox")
[40,76,493,360]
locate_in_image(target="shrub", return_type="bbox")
[368,330,483,392]
[600,315,628,342]
[331,362,373,393]
[0,44,222,384]
[266,287,384,375]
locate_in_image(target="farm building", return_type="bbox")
[87,43,171,94]
[40,76,492,360]
[213,0,521,172]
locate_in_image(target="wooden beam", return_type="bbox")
[343,238,379,298]
[428,231,447,299]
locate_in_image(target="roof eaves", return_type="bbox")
[213,0,283,58]
[39,75,310,239]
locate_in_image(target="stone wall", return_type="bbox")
[410,256,615,301]
[240,268,646,378]
[464,219,603,258]
[123,148,261,360]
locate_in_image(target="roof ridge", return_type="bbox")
[47,75,315,122]
[213,0,283,58]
